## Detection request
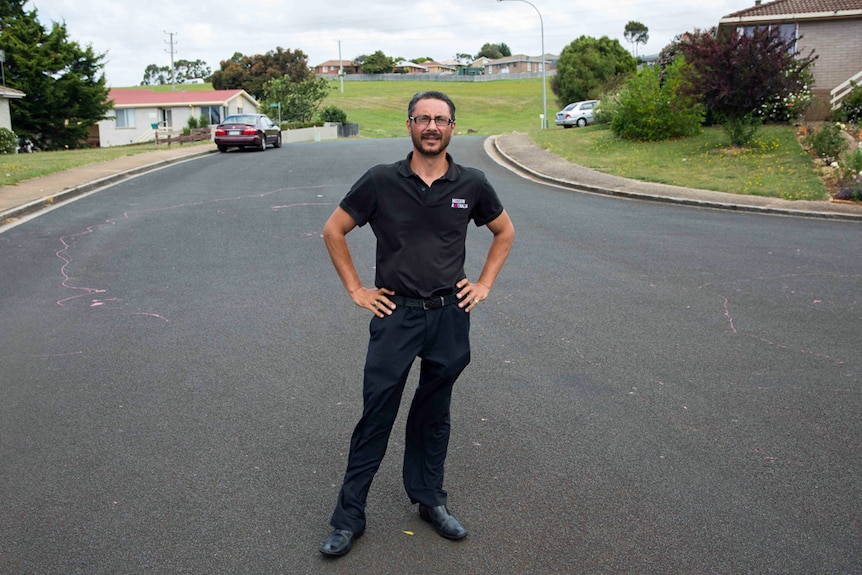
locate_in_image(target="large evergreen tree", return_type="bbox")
[0,0,112,149]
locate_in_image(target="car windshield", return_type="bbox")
[223,115,258,125]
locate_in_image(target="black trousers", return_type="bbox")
[329,303,471,533]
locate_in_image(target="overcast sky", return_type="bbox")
[25,0,748,87]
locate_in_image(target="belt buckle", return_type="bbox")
[423,296,445,310]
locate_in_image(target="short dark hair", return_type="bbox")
[407,91,456,121]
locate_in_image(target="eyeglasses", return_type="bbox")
[409,115,454,127]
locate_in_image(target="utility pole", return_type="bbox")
[338,40,344,93]
[164,31,177,91]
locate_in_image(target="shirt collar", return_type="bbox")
[399,152,459,181]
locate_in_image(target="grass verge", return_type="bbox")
[532,123,828,201]
[1,143,166,187]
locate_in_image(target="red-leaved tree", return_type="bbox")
[674,27,816,145]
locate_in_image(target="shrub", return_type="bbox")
[759,63,814,123]
[803,122,849,162]
[319,105,347,124]
[844,146,862,174]
[830,81,862,124]
[187,115,199,130]
[0,127,17,154]
[722,113,763,147]
[610,57,703,141]
[198,114,210,128]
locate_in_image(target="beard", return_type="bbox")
[411,129,450,157]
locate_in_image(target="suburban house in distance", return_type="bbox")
[719,0,862,118]
[476,54,559,75]
[392,60,459,74]
[314,60,361,75]
[0,85,25,132]
[95,88,258,147]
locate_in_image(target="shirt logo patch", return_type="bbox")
[451,198,469,209]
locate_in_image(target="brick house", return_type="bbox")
[719,0,862,118]
[314,60,361,75]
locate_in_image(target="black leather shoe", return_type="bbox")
[320,528,362,557]
[419,505,468,540]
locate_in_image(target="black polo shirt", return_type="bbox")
[340,152,505,298]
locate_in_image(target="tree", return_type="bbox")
[360,50,395,74]
[551,36,637,106]
[141,59,212,85]
[0,0,25,20]
[211,47,311,98]
[676,27,817,145]
[475,42,511,60]
[455,52,474,64]
[261,76,331,123]
[0,2,112,149]
[624,21,649,59]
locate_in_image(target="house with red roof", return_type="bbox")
[96,88,258,147]
[719,0,862,118]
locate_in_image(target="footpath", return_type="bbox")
[2,135,861,227]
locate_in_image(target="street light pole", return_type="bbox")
[497,0,547,129]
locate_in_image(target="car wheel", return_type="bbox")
[259,133,267,151]
[576,118,587,127]
[217,144,227,153]
[274,133,282,148]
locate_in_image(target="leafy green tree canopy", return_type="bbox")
[211,47,311,98]
[0,1,112,149]
[141,59,212,86]
[624,21,649,57]
[261,76,332,123]
[360,50,395,74]
[551,36,637,106]
[475,43,511,60]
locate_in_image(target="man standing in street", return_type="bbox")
[320,90,515,557]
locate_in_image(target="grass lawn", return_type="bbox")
[1,78,830,201]
[533,124,828,201]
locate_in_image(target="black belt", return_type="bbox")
[390,293,460,310]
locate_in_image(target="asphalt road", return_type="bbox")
[1,137,860,574]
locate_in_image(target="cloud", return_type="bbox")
[24,0,744,86]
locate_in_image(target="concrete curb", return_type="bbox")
[1,148,217,226]
[488,135,862,222]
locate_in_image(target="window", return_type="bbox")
[199,106,222,124]
[115,109,135,128]
[739,23,798,52]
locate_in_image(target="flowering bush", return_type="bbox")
[759,64,813,123]
[0,128,17,154]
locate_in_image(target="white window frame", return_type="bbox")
[115,108,135,128]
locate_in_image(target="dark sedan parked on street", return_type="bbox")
[214,114,282,152]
